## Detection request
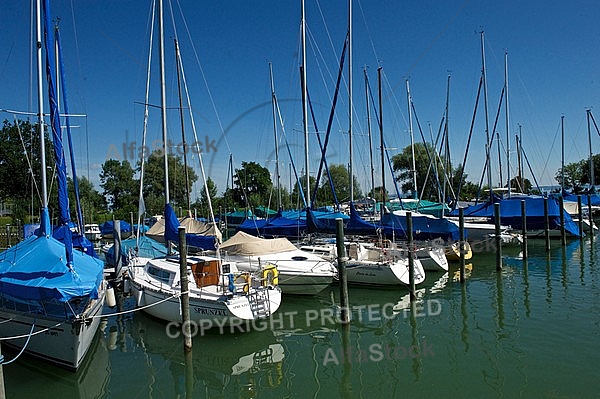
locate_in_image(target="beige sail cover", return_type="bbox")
[147,217,222,244]
[220,231,296,255]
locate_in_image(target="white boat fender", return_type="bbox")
[106,286,117,308]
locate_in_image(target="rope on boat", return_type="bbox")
[0,319,37,366]
[91,289,190,319]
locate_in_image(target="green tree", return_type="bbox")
[291,175,316,209]
[367,186,389,202]
[0,120,53,220]
[555,156,600,189]
[316,164,362,205]
[392,142,444,200]
[67,176,106,223]
[99,159,137,218]
[510,176,532,193]
[192,176,221,219]
[141,150,198,215]
[232,161,272,207]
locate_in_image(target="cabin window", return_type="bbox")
[291,256,308,261]
[147,265,173,284]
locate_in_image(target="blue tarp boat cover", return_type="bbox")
[105,235,167,267]
[164,204,219,250]
[0,234,104,302]
[100,220,132,235]
[449,195,582,237]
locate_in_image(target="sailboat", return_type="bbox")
[0,0,105,370]
[220,231,336,295]
[127,0,281,324]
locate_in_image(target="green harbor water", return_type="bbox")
[3,239,600,398]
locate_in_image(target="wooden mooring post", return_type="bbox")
[178,226,192,351]
[577,195,584,238]
[521,200,528,260]
[335,218,350,324]
[559,196,566,246]
[588,194,594,239]
[406,212,416,301]
[459,208,466,283]
[494,203,502,271]
[544,197,551,251]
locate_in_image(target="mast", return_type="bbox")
[269,62,282,209]
[158,0,169,205]
[504,50,511,196]
[517,124,523,190]
[348,0,353,202]
[442,74,451,209]
[561,115,565,191]
[175,39,191,216]
[406,79,418,199]
[588,109,594,188]
[364,67,375,199]
[301,0,310,207]
[36,0,50,235]
[378,67,385,217]
[480,30,493,192]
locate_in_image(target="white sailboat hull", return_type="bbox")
[226,252,336,296]
[344,257,425,286]
[0,291,105,370]
[128,256,283,325]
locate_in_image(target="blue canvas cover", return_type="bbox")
[164,204,219,250]
[560,190,600,207]
[238,210,307,238]
[381,211,460,242]
[450,195,581,237]
[100,220,132,236]
[105,235,167,267]
[0,234,104,302]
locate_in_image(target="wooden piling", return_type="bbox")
[521,199,528,260]
[406,212,416,300]
[559,196,566,246]
[494,203,502,270]
[178,226,192,351]
[544,197,550,251]
[113,218,122,277]
[335,218,350,324]
[459,208,466,283]
[577,195,584,238]
[588,194,594,238]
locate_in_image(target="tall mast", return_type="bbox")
[406,79,418,199]
[480,30,492,192]
[348,0,353,202]
[365,67,375,199]
[36,0,49,228]
[588,109,594,188]
[158,0,169,205]
[517,124,523,189]
[301,0,310,207]
[175,39,191,216]
[378,67,385,216]
[269,62,282,209]
[504,50,511,196]
[561,115,565,191]
[442,74,451,209]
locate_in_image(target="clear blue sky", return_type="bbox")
[2,0,599,202]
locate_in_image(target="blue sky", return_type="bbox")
[2,0,600,202]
